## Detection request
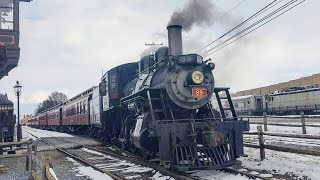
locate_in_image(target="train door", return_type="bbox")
[256,97,263,111]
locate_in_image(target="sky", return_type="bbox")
[0,0,319,116]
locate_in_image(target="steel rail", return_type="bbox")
[23,130,125,180]
[24,129,195,180]
[84,145,198,180]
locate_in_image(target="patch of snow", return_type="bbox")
[249,124,320,135]
[23,126,74,138]
[107,146,117,151]
[49,168,59,180]
[81,148,105,156]
[66,157,80,165]
[151,171,173,180]
[259,174,273,178]
[190,170,249,180]
[96,160,134,168]
[272,115,320,118]
[238,169,248,172]
[122,165,153,173]
[125,175,141,179]
[240,147,320,180]
[249,171,259,175]
[66,157,113,180]
[87,157,106,160]
[22,129,37,140]
[78,148,117,161]
[243,135,320,148]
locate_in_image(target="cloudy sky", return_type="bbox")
[0,0,319,115]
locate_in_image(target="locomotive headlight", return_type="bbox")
[191,71,204,84]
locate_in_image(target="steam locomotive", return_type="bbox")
[29,25,249,170]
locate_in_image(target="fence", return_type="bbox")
[240,111,320,134]
[0,139,38,180]
[247,125,320,161]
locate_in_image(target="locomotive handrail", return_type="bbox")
[121,87,159,102]
[131,59,167,81]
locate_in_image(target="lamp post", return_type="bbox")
[14,80,22,141]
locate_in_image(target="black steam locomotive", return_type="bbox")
[0,93,15,142]
[31,25,249,171]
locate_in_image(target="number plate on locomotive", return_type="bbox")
[192,87,207,98]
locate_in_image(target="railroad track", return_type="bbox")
[23,128,196,180]
[23,127,273,179]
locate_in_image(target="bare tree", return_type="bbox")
[34,92,68,114]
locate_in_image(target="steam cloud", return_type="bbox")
[167,0,256,90]
[168,0,221,31]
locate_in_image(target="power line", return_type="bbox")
[199,0,279,52]
[205,0,299,54]
[205,0,306,57]
[200,0,248,34]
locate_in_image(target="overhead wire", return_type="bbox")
[200,0,249,33]
[205,0,300,54]
[204,0,306,57]
[198,0,280,52]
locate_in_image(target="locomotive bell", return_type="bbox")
[167,25,183,57]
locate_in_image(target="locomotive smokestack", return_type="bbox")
[167,25,183,57]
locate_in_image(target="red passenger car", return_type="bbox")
[28,116,39,127]
[47,107,61,126]
[38,113,47,126]
[61,88,92,127]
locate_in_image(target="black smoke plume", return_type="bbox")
[168,0,221,31]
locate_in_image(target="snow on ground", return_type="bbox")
[271,115,320,118]
[244,134,320,147]
[81,148,105,156]
[23,126,74,138]
[151,171,173,180]
[49,168,59,180]
[79,148,174,179]
[66,157,113,180]
[190,170,249,180]
[240,147,320,180]
[249,124,320,135]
